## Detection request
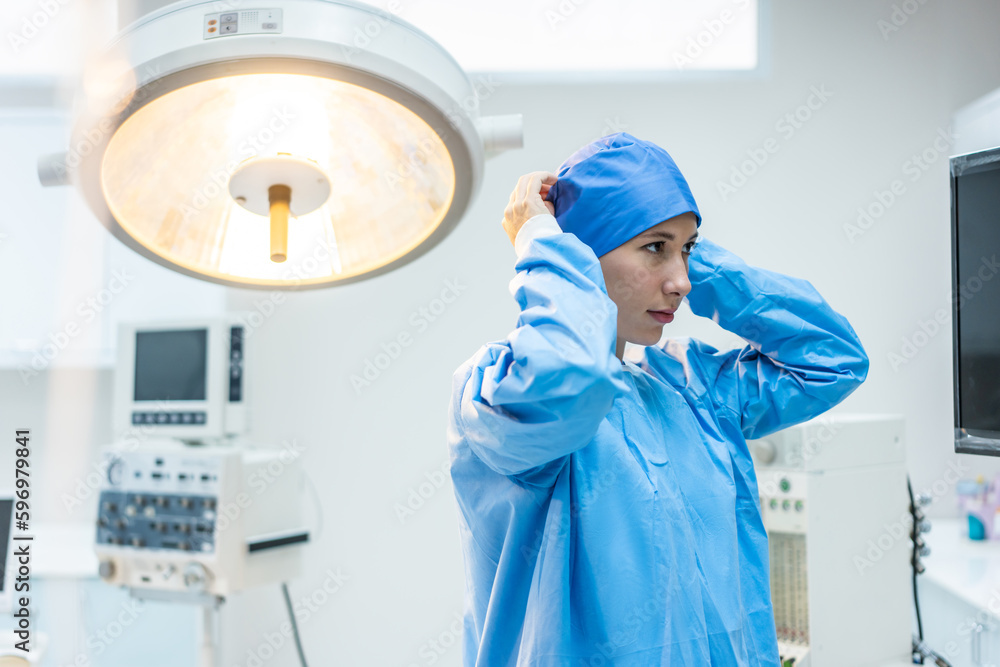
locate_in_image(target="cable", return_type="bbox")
[907,478,923,637]
[907,476,924,664]
[281,582,310,667]
[913,636,954,667]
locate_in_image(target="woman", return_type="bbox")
[446,133,868,666]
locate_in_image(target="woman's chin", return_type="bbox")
[627,328,665,347]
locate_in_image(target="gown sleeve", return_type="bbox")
[448,214,627,478]
[682,238,870,439]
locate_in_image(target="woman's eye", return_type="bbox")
[644,241,664,254]
[682,241,697,255]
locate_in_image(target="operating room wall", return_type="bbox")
[5,0,1000,665]
[216,2,1000,665]
[220,2,1000,665]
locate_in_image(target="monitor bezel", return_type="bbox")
[0,492,16,614]
[114,319,232,441]
[951,145,1000,457]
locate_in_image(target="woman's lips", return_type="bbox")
[648,310,674,324]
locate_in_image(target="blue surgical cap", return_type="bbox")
[545,132,701,257]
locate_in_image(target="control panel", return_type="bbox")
[229,326,243,403]
[94,441,307,596]
[758,470,808,534]
[97,491,216,552]
[203,9,282,39]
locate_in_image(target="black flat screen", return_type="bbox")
[134,329,208,401]
[954,154,1000,438]
[0,499,11,592]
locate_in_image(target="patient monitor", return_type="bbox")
[114,319,248,442]
[96,317,309,666]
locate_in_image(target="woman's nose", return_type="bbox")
[662,262,691,298]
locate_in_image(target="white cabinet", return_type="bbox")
[920,577,1000,667]
[921,518,1000,667]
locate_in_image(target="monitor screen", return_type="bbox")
[134,329,208,402]
[953,147,1000,453]
[0,499,10,595]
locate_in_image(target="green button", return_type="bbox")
[779,478,791,493]
[795,500,804,512]
[782,500,791,511]
[769,499,778,509]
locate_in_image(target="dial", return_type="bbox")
[183,562,212,591]
[106,457,124,486]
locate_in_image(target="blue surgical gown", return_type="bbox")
[446,214,869,666]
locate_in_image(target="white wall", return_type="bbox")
[5,0,1000,665]
[219,2,1000,664]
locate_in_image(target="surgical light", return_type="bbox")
[39,0,522,289]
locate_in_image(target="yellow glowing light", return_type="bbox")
[101,73,455,287]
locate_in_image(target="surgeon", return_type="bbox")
[446,133,869,666]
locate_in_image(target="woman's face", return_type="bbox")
[599,212,699,352]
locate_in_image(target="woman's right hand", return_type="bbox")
[502,172,558,246]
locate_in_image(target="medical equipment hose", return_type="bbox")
[282,582,310,667]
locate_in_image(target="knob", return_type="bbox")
[179,497,192,509]
[751,439,777,464]
[916,493,933,507]
[183,562,212,591]
[918,545,931,557]
[98,560,116,581]
[106,457,123,486]
[918,520,932,534]
[130,536,144,547]
[161,565,176,580]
